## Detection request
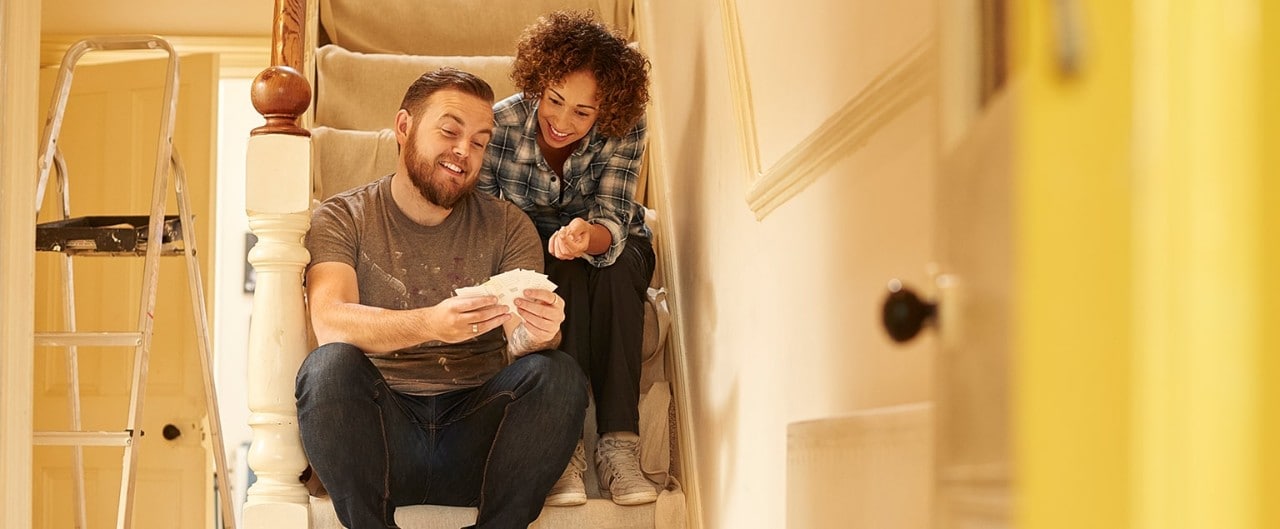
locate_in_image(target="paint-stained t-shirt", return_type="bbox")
[305,175,543,396]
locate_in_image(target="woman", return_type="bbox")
[477,10,656,507]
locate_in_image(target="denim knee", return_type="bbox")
[295,342,376,399]
[515,350,588,408]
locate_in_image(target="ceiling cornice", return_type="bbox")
[42,34,271,78]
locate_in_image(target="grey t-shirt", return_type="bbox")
[306,175,543,395]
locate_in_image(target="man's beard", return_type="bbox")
[404,129,472,210]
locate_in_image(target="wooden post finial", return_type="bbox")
[251,65,311,137]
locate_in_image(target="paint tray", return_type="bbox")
[36,215,184,255]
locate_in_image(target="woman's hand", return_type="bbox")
[548,217,593,260]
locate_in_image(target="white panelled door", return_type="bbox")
[34,53,218,529]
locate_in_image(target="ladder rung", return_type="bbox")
[35,332,143,347]
[34,431,133,447]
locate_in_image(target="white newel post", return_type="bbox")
[242,64,313,529]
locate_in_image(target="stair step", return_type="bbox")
[309,490,685,529]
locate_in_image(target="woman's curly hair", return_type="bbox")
[511,10,650,138]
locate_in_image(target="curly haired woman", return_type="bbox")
[477,10,657,507]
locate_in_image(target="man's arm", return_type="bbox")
[307,261,512,354]
[502,288,565,358]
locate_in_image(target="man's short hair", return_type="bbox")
[399,67,496,116]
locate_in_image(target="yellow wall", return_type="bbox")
[1263,2,1280,527]
[1129,0,1267,527]
[1014,0,1133,527]
[1017,0,1276,528]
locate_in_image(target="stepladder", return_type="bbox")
[33,36,236,529]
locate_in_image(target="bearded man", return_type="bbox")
[297,67,586,529]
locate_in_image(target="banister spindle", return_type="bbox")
[243,0,313,527]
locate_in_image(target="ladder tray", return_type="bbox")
[36,215,183,255]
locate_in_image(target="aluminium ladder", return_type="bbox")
[33,35,236,529]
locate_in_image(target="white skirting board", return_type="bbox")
[787,403,933,529]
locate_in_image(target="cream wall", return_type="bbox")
[639,0,936,527]
[212,77,258,508]
[41,0,269,36]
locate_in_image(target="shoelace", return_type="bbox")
[600,440,646,483]
[569,443,587,472]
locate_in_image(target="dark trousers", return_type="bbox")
[544,236,656,435]
[295,343,588,529]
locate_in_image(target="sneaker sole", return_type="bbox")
[609,490,658,506]
[544,492,588,507]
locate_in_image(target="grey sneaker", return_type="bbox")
[595,433,658,505]
[545,440,587,506]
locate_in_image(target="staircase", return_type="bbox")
[309,403,686,529]
[242,1,687,528]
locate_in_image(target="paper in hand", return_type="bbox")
[454,268,557,319]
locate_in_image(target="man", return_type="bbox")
[297,67,587,529]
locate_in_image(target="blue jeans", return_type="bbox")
[296,343,588,529]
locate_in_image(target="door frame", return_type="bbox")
[1014,0,1135,526]
[1131,0,1267,528]
[0,0,40,526]
[1015,0,1273,528]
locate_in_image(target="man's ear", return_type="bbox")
[394,109,412,146]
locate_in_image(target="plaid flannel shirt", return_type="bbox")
[478,93,650,268]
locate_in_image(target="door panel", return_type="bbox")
[34,52,218,529]
[933,90,1012,528]
[934,0,1013,525]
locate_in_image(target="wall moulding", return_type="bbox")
[42,34,271,78]
[718,0,936,219]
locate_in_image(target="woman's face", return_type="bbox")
[537,70,600,150]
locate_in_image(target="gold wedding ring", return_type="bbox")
[470,323,479,334]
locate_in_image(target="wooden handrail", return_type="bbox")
[271,0,307,71]
[251,0,311,137]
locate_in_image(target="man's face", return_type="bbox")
[401,89,494,209]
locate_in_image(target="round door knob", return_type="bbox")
[882,279,936,343]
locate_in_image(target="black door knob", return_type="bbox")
[882,279,936,343]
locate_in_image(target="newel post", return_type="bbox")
[242,0,312,527]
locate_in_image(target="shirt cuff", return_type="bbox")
[587,217,625,268]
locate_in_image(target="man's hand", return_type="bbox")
[508,288,565,356]
[429,295,512,344]
[548,218,592,260]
